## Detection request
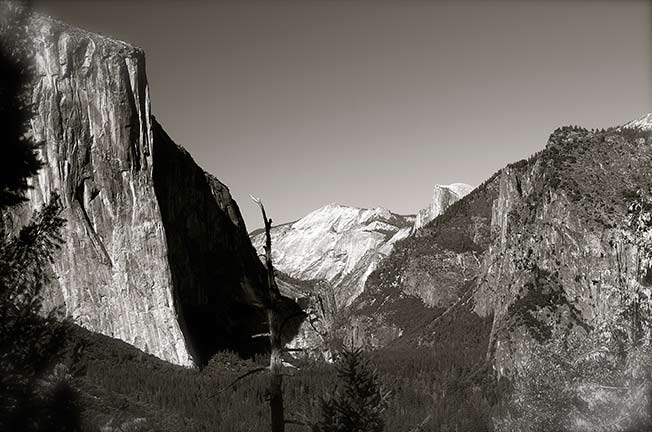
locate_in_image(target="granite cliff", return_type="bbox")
[343,116,652,431]
[414,183,474,230]
[475,121,652,431]
[2,12,275,366]
[250,184,472,309]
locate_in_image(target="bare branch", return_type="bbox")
[408,414,433,432]
[252,333,271,339]
[207,367,268,399]
[251,194,285,432]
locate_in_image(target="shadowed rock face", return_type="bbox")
[151,121,270,364]
[2,12,277,366]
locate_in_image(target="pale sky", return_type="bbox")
[36,0,652,231]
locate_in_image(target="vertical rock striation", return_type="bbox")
[3,13,272,366]
[473,125,652,431]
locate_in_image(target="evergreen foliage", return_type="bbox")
[0,2,77,430]
[315,348,388,432]
[0,1,42,208]
[54,304,500,432]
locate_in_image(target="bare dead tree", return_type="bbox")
[251,195,286,432]
[207,196,311,430]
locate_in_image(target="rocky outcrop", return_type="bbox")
[343,121,652,430]
[414,183,473,230]
[274,272,338,360]
[3,13,274,366]
[473,125,652,431]
[623,112,652,131]
[313,118,652,430]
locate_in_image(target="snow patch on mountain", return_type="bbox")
[250,203,414,307]
[250,183,472,307]
[623,113,652,131]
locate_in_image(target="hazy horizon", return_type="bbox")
[35,0,652,231]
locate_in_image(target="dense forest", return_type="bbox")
[56,316,497,432]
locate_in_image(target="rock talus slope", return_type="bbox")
[4,13,271,366]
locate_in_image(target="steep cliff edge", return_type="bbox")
[474,123,652,430]
[3,13,272,366]
[414,183,474,230]
[344,118,652,430]
[151,121,270,364]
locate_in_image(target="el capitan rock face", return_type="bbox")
[4,13,272,366]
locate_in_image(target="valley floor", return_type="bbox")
[59,324,495,432]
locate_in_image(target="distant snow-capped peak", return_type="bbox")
[250,202,414,307]
[249,182,472,307]
[623,113,652,131]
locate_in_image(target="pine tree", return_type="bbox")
[0,1,42,208]
[0,2,76,430]
[315,348,389,432]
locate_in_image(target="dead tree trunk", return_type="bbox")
[253,196,285,432]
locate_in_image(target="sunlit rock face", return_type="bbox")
[473,124,652,431]
[414,183,474,230]
[250,185,472,311]
[251,203,415,308]
[343,121,652,431]
[3,13,272,366]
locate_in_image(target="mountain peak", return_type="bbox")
[414,183,474,230]
[622,113,652,131]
